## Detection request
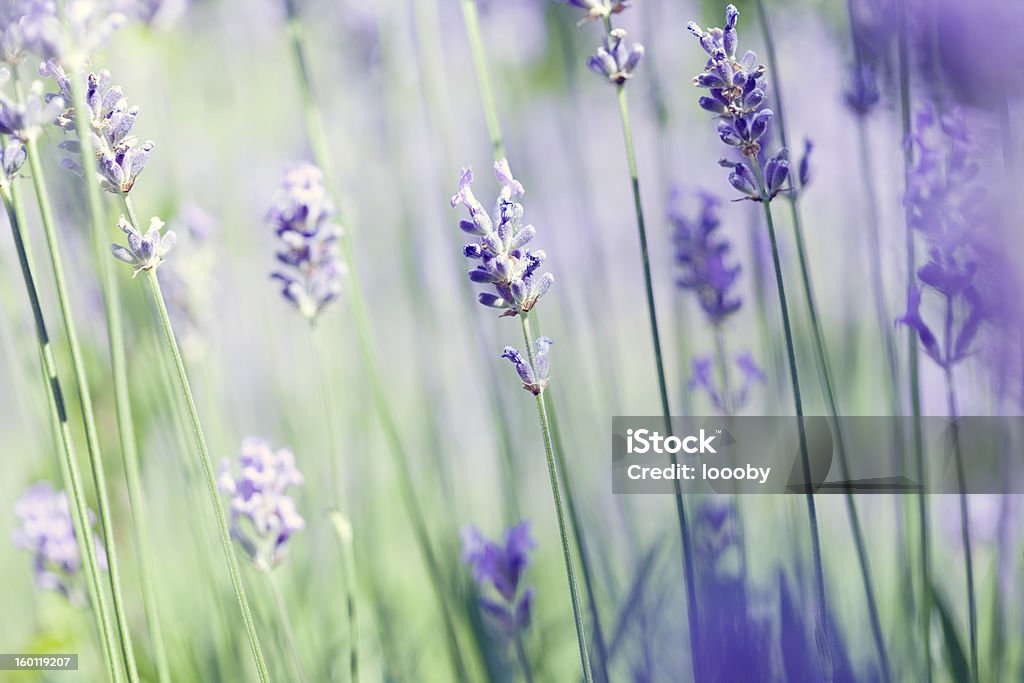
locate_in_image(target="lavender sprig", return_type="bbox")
[461,522,536,641]
[670,190,741,324]
[689,352,765,413]
[502,336,552,396]
[587,28,643,85]
[110,214,176,276]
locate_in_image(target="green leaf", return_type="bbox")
[932,585,971,682]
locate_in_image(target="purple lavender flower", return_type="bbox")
[670,189,741,324]
[556,0,629,22]
[451,159,553,317]
[844,63,880,116]
[461,521,536,640]
[268,163,347,321]
[111,214,176,276]
[897,106,988,368]
[12,482,107,603]
[18,0,125,61]
[218,437,305,571]
[587,28,643,85]
[41,61,154,194]
[0,69,64,140]
[797,138,813,189]
[502,336,552,395]
[1,138,26,177]
[688,351,764,413]
[688,5,790,202]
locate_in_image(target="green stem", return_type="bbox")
[459,0,505,160]
[266,571,308,683]
[282,4,471,677]
[514,633,534,683]
[519,314,593,683]
[896,3,932,678]
[309,324,340,507]
[609,50,703,678]
[60,67,142,683]
[2,183,121,682]
[329,511,360,683]
[749,158,832,681]
[143,268,270,683]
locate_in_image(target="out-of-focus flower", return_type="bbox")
[0,69,64,140]
[587,28,643,85]
[844,63,880,116]
[688,351,764,413]
[555,0,629,22]
[267,163,347,321]
[20,0,125,62]
[797,138,813,189]
[451,159,553,317]
[502,336,552,395]
[42,61,154,193]
[218,437,305,571]
[461,521,535,640]
[670,189,741,324]
[1,138,26,178]
[119,0,188,29]
[110,214,175,276]
[688,5,790,202]
[12,482,107,603]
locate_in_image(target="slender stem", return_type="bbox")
[514,633,534,683]
[943,300,977,683]
[749,158,832,681]
[1,183,122,683]
[143,268,270,683]
[459,0,505,160]
[309,324,340,507]
[282,5,471,677]
[897,3,932,678]
[713,325,733,414]
[519,314,593,683]
[609,53,703,679]
[266,571,309,683]
[329,511,360,683]
[60,66,141,683]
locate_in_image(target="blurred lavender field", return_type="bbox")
[1,0,1023,681]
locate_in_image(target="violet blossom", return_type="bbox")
[461,521,536,640]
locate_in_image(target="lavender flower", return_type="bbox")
[688,5,790,202]
[18,0,125,61]
[267,163,347,321]
[670,190,741,324]
[897,106,987,368]
[0,70,64,140]
[218,437,305,571]
[688,351,764,412]
[451,159,553,317]
[12,482,107,603]
[1,138,26,177]
[42,61,154,194]
[556,0,629,22]
[844,63,880,116]
[502,336,552,395]
[111,214,175,276]
[461,522,536,640]
[587,28,643,85]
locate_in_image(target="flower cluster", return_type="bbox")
[218,437,305,571]
[688,5,790,202]
[0,70,64,141]
[451,159,553,317]
[12,482,107,603]
[670,190,741,324]
[556,0,629,23]
[267,163,347,321]
[461,521,536,640]
[42,61,154,194]
[17,1,125,62]
[111,215,176,276]
[689,352,765,413]
[502,336,553,396]
[898,106,987,368]
[587,28,643,85]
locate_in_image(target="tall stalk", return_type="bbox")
[603,15,703,677]
[329,511,360,683]
[896,3,932,679]
[458,0,505,160]
[749,157,832,681]
[1,180,121,683]
[139,261,269,682]
[282,2,471,677]
[519,313,593,683]
[266,571,309,683]
[752,3,889,677]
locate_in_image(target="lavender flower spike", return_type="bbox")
[452,159,554,317]
[0,71,64,141]
[670,189,741,324]
[111,215,176,276]
[42,61,154,194]
[268,163,347,320]
[461,522,536,640]
[556,0,629,23]
[12,482,107,604]
[502,336,553,395]
[588,29,644,86]
[218,437,305,571]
